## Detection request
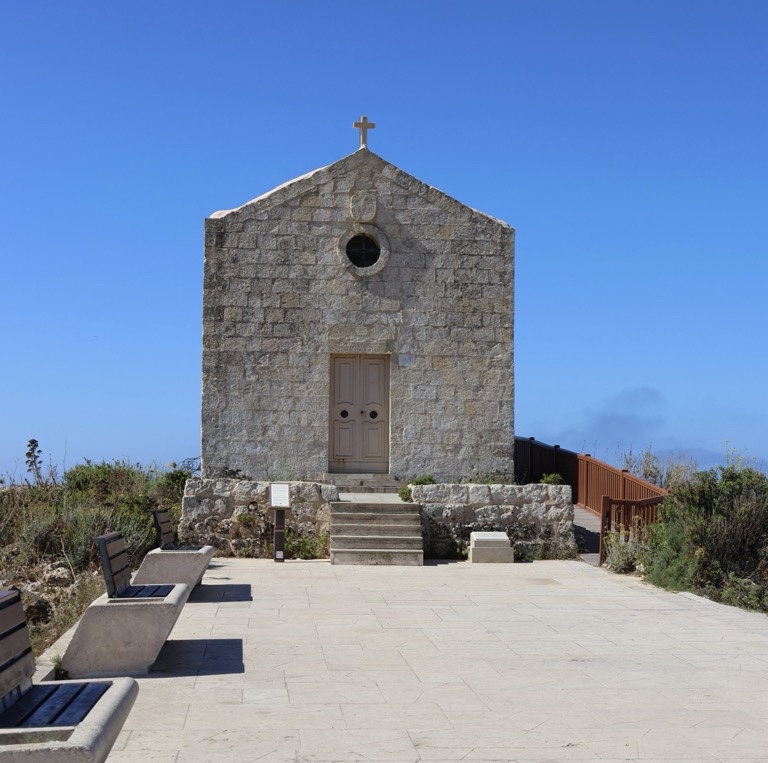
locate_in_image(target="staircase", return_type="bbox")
[330,495,424,566]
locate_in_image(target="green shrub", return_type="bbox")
[644,464,768,600]
[718,574,768,611]
[156,468,193,507]
[399,475,435,502]
[602,523,649,574]
[284,529,329,560]
[540,473,563,485]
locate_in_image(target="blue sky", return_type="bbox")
[2,0,766,479]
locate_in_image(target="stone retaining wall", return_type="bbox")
[413,483,575,559]
[180,479,575,560]
[180,478,337,557]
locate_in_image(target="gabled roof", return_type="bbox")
[208,148,511,230]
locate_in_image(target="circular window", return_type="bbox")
[346,235,381,268]
[337,225,391,277]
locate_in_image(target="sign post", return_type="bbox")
[269,483,291,563]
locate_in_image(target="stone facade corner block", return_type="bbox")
[183,477,201,497]
[449,484,469,504]
[468,484,492,507]
[233,480,266,503]
[412,484,451,503]
[489,484,518,504]
[320,484,339,502]
[548,484,572,503]
[180,496,206,519]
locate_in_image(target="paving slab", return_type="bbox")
[39,558,768,762]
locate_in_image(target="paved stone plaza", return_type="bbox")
[70,558,768,761]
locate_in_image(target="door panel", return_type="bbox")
[329,354,389,473]
[333,422,355,459]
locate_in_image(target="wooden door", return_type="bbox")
[329,354,389,473]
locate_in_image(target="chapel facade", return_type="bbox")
[201,136,515,482]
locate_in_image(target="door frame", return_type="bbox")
[328,353,390,474]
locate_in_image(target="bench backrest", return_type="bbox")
[94,532,132,598]
[150,509,175,549]
[0,589,34,707]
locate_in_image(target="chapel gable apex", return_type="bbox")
[207,149,512,232]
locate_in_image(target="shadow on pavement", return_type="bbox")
[148,638,245,676]
[188,583,253,603]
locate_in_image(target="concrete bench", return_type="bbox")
[468,531,515,563]
[60,532,190,679]
[132,509,214,589]
[0,588,137,762]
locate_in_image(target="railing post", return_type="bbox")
[598,495,611,565]
[580,454,591,508]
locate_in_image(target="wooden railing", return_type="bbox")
[513,437,580,488]
[597,495,665,564]
[514,437,668,561]
[515,437,667,509]
[577,453,667,510]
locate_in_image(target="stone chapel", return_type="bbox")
[200,121,515,483]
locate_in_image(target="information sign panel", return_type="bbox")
[270,482,291,508]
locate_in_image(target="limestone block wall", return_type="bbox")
[201,149,514,482]
[180,478,337,557]
[413,483,575,559]
[180,478,575,561]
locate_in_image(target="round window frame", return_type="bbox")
[337,225,391,277]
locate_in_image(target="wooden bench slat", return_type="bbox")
[20,683,84,727]
[96,531,178,602]
[115,584,174,599]
[0,658,35,702]
[95,532,134,597]
[0,682,111,729]
[151,509,176,548]
[103,533,127,557]
[145,584,174,597]
[151,508,203,551]
[0,595,26,633]
[50,682,110,726]
[0,592,35,700]
[0,624,33,670]
[0,684,58,728]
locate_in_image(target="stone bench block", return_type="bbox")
[0,677,137,762]
[61,584,190,679]
[468,531,514,563]
[132,545,214,589]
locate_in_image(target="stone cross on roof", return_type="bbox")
[353,115,375,149]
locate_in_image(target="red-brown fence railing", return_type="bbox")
[577,454,667,510]
[514,437,668,561]
[597,495,666,564]
[514,437,667,510]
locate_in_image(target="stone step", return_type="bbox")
[331,534,424,550]
[330,549,424,566]
[331,502,417,515]
[331,512,421,524]
[322,474,403,493]
[329,499,424,565]
[332,523,421,536]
